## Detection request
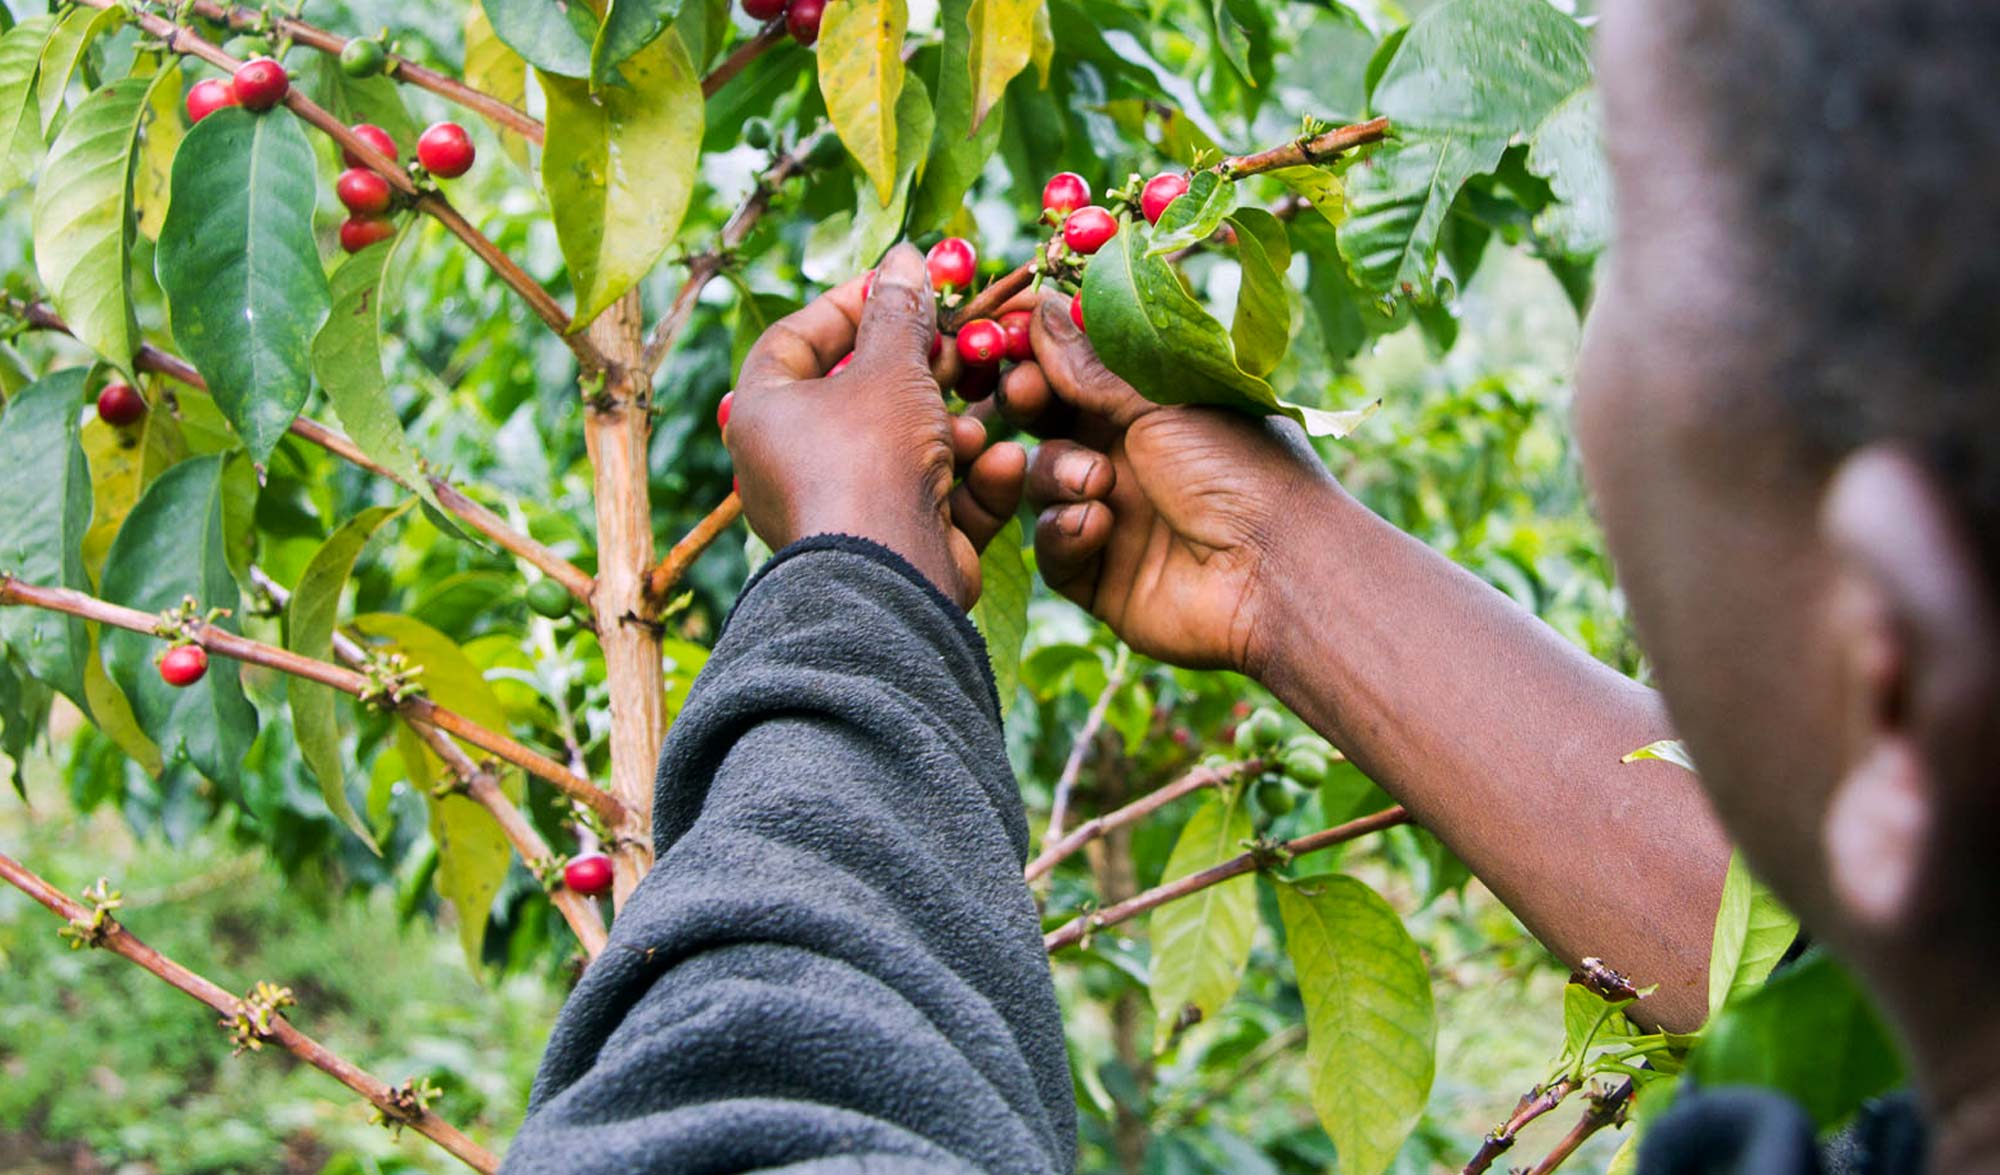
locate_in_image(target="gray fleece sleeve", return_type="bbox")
[501,535,1077,1175]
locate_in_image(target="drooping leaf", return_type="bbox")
[481,0,599,77]
[1707,849,1800,1018]
[850,77,935,270]
[394,719,513,970]
[0,370,95,707]
[540,31,703,329]
[35,72,175,373]
[1527,86,1610,261]
[155,108,331,462]
[966,0,1037,132]
[100,455,258,790]
[818,0,907,207]
[1149,790,1257,1051]
[1208,0,1254,85]
[287,504,414,852]
[82,628,161,775]
[907,0,1004,232]
[1278,874,1436,1175]
[0,648,53,796]
[132,58,182,242]
[1028,0,1053,87]
[1144,170,1237,256]
[0,16,59,197]
[81,400,186,583]
[1226,207,1292,378]
[968,517,1028,716]
[35,3,122,134]
[1266,164,1346,228]
[464,7,532,169]
[593,0,682,88]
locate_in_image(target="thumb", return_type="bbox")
[853,243,938,377]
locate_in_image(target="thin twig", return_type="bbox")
[0,576,625,826]
[1462,1079,1580,1175]
[1043,656,1129,849]
[944,262,1036,332]
[700,21,787,99]
[645,493,743,606]
[1524,1080,1636,1175]
[1044,806,1412,952]
[1215,117,1392,180]
[1026,758,1266,881]
[0,851,499,1174]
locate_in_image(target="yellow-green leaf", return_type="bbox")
[1149,790,1257,1051]
[464,7,531,171]
[0,17,59,197]
[80,397,185,583]
[817,0,907,207]
[965,0,1036,132]
[1028,0,1053,87]
[968,517,1027,716]
[35,3,122,134]
[540,31,703,329]
[133,59,181,241]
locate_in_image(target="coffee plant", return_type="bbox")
[0,0,1907,1170]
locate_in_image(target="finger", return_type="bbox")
[737,274,869,386]
[1031,291,1153,425]
[852,243,938,378]
[1026,439,1114,508]
[1034,500,1114,606]
[932,332,961,389]
[996,362,1063,433]
[951,443,1027,553]
[949,414,988,468]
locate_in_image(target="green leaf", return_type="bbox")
[1689,952,1904,1130]
[156,108,331,463]
[966,0,1037,132]
[0,648,54,797]
[1028,0,1053,87]
[968,517,1028,716]
[132,58,181,242]
[0,16,59,197]
[1623,738,1696,773]
[1144,170,1237,257]
[817,0,907,207]
[850,77,934,270]
[36,4,122,135]
[313,234,451,525]
[100,455,258,789]
[307,54,418,152]
[1149,791,1257,1051]
[594,0,682,88]
[1707,849,1799,1018]
[482,0,599,77]
[81,401,186,584]
[540,31,703,329]
[35,72,175,374]
[350,613,516,772]
[1266,164,1346,229]
[907,0,1004,233]
[1527,86,1610,261]
[464,8,532,170]
[0,370,95,707]
[1277,874,1436,1175]
[287,504,414,852]
[82,628,161,776]
[1226,207,1292,379]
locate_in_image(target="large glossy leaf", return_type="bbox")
[35,73,173,373]
[850,78,934,270]
[156,108,331,462]
[1707,849,1799,1018]
[35,4,122,134]
[1690,952,1904,1130]
[132,58,181,242]
[464,7,532,169]
[0,16,58,197]
[80,401,186,583]
[818,0,907,206]
[0,370,95,706]
[1149,791,1256,1051]
[1144,171,1237,256]
[1527,86,1610,261]
[288,504,413,852]
[907,0,1004,232]
[593,0,681,88]
[482,0,598,77]
[100,455,258,790]
[1227,207,1292,379]
[1278,874,1436,1175]
[966,0,1037,132]
[540,31,702,329]
[313,234,450,524]
[968,517,1028,717]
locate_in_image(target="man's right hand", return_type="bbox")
[998,292,1341,674]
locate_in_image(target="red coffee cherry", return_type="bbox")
[564,852,615,897]
[185,78,239,124]
[999,310,1033,362]
[1041,172,1090,219]
[1062,206,1117,255]
[96,383,146,427]
[957,362,999,403]
[743,0,789,18]
[925,237,977,293]
[231,57,289,112]
[786,0,825,44]
[343,123,398,169]
[1140,172,1190,225]
[1070,294,1086,333]
[339,216,396,254]
[829,353,854,375]
[716,390,734,432]
[417,122,476,178]
[336,168,393,216]
[956,319,1006,366]
[159,645,208,688]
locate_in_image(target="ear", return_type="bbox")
[1818,445,2000,935]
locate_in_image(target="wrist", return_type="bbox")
[1238,475,1358,685]
[789,493,966,608]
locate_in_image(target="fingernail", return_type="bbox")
[879,242,925,287]
[1059,452,1096,496]
[1061,504,1087,536]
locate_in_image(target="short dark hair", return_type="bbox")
[1674,0,2000,559]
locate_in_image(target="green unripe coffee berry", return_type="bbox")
[803,131,848,170]
[1233,707,1285,756]
[525,578,571,619]
[224,34,274,60]
[743,118,773,150]
[340,37,387,78]
[1280,746,1331,786]
[1253,776,1296,817]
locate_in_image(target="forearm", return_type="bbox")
[1254,485,1729,1029]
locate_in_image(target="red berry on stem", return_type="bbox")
[340,216,396,253]
[957,319,1006,366]
[417,122,476,178]
[231,57,289,112]
[786,0,825,44]
[1042,172,1090,218]
[743,0,789,18]
[336,168,393,216]
[1140,171,1190,225]
[1070,294,1086,333]
[1063,206,1117,255]
[343,123,398,169]
[926,237,977,293]
[717,390,734,432]
[564,853,615,897]
[999,310,1033,362]
[159,645,208,688]
[957,362,999,403]
[96,383,145,427]
[830,353,854,375]
[186,78,238,124]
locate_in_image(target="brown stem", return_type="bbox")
[645,493,744,607]
[187,0,543,143]
[1216,117,1393,180]
[1024,758,1266,882]
[1043,660,1127,848]
[0,576,626,826]
[1462,1079,1579,1175]
[944,262,1037,332]
[700,21,787,99]
[0,851,499,1174]
[1044,806,1413,952]
[1523,1080,1635,1175]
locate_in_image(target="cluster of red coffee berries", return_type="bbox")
[1030,168,1190,333]
[742,0,825,45]
[185,56,291,123]
[332,122,475,252]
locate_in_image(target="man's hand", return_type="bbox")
[998,292,1340,672]
[728,244,1025,608]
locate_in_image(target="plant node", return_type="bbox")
[57,878,123,950]
[222,980,296,1055]
[372,1077,444,1136]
